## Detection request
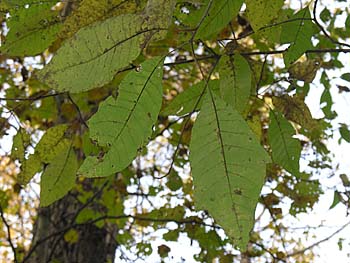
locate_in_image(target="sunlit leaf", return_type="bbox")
[78,57,163,177]
[190,91,270,250]
[268,111,301,176]
[40,145,78,207]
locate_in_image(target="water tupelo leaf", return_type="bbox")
[245,0,284,31]
[40,145,78,207]
[281,8,317,66]
[78,57,163,177]
[195,0,243,39]
[190,91,270,250]
[219,54,252,114]
[268,111,301,176]
[0,1,62,56]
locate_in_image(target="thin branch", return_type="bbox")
[288,220,350,257]
[66,93,89,128]
[312,0,350,48]
[0,206,18,263]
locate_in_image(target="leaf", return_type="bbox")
[340,73,350,82]
[268,111,301,176]
[329,191,340,209]
[219,54,252,114]
[246,0,284,31]
[339,124,350,143]
[38,14,158,92]
[288,58,322,83]
[272,94,318,131]
[190,91,270,250]
[40,146,78,207]
[281,8,317,66]
[11,128,30,162]
[78,57,163,177]
[17,124,69,185]
[161,80,219,116]
[17,154,42,185]
[195,0,243,39]
[35,124,69,163]
[1,1,62,56]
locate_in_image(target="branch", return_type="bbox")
[312,0,350,48]
[0,206,18,263]
[287,220,350,257]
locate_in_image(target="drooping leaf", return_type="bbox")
[272,94,318,131]
[78,57,163,177]
[37,14,160,92]
[195,0,243,39]
[11,128,30,162]
[40,145,78,207]
[161,80,219,116]
[268,111,301,176]
[17,154,42,185]
[1,1,62,56]
[281,8,317,66]
[190,91,270,250]
[219,54,252,114]
[288,58,322,83]
[245,0,284,31]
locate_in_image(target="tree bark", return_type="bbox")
[24,189,117,263]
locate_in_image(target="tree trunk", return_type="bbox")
[24,189,117,263]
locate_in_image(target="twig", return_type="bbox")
[288,220,350,257]
[0,206,18,263]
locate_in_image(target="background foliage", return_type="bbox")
[1,0,350,262]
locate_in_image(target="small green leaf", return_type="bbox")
[339,124,350,143]
[40,146,78,207]
[219,54,252,114]
[340,73,350,82]
[195,0,243,39]
[268,111,301,176]
[190,91,270,250]
[78,57,163,177]
[1,1,62,56]
[17,154,42,185]
[246,0,284,31]
[329,191,340,209]
[281,8,317,66]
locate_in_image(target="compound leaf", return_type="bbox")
[190,91,270,250]
[78,57,163,177]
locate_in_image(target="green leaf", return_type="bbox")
[329,191,340,209]
[11,128,30,162]
[219,54,252,114]
[268,111,301,176]
[17,124,69,185]
[339,124,350,143]
[40,146,78,207]
[78,57,163,177]
[35,124,69,163]
[340,73,350,82]
[37,14,157,92]
[189,91,270,250]
[195,0,243,39]
[161,80,219,116]
[17,154,42,185]
[1,1,62,56]
[281,8,317,66]
[246,0,284,31]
